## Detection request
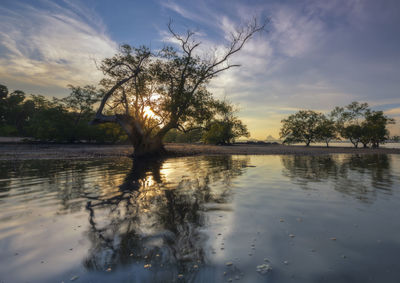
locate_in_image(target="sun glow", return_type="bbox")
[143,106,156,119]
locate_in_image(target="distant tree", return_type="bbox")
[342,124,363,148]
[0,84,8,99]
[202,103,249,145]
[331,102,369,148]
[316,115,337,147]
[0,88,28,135]
[280,110,323,146]
[362,110,394,148]
[62,85,102,125]
[0,84,8,126]
[163,128,203,143]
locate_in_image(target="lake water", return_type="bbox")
[1,154,400,283]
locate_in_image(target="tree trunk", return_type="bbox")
[91,114,167,158]
[115,116,166,158]
[132,136,166,158]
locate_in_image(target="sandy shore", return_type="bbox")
[0,143,399,160]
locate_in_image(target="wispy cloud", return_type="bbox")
[0,1,117,90]
[161,0,400,138]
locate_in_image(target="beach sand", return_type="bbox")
[1,143,399,160]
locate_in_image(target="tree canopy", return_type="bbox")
[91,19,265,157]
[280,110,324,146]
[0,84,127,143]
[280,102,395,148]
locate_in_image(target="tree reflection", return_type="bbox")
[281,154,393,202]
[83,156,249,281]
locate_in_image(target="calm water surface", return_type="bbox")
[0,154,400,283]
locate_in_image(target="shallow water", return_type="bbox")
[0,154,400,283]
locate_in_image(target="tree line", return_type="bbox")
[0,83,249,144]
[280,102,395,148]
[0,84,128,143]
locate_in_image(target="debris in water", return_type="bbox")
[256,263,272,274]
[70,275,79,281]
[226,262,233,266]
[289,234,295,238]
[178,274,184,279]
[283,260,289,265]
[144,264,151,269]
[330,237,337,241]
[129,253,134,256]
[280,218,284,222]
[264,258,270,262]
[235,275,240,280]
[106,267,111,272]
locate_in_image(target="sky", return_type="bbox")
[0,0,399,139]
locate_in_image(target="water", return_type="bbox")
[0,154,400,283]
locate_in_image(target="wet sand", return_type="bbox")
[1,143,399,160]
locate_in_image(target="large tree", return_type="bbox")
[91,19,265,157]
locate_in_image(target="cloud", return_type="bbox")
[385,107,400,117]
[0,1,117,91]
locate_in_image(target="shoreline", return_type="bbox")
[1,143,400,160]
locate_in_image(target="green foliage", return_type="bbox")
[280,110,323,146]
[0,84,8,99]
[163,128,202,143]
[341,124,363,148]
[330,102,370,148]
[0,84,127,143]
[361,110,394,148]
[280,101,395,148]
[202,103,249,145]
[316,116,337,147]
